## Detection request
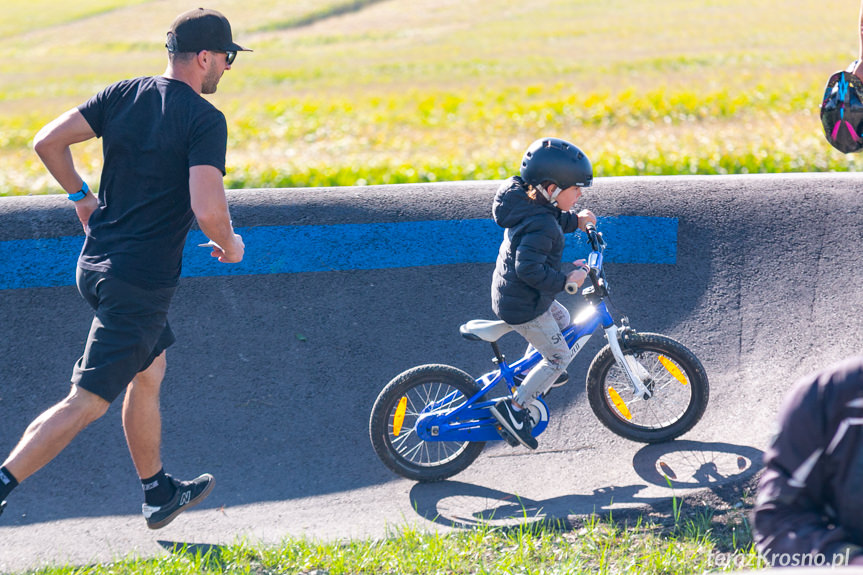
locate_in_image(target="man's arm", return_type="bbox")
[859,0,863,62]
[854,1,863,79]
[189,165,244,263]
[32,108,99,230]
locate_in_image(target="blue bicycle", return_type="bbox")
[370,224,709,482]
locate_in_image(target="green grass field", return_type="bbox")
[18,495,765,574]
[2,0,862,195]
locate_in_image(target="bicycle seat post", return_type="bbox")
[490,341,506,366]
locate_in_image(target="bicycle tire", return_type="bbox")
[586,332,709,443]
[369,364,486,482]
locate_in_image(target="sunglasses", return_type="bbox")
[201,50,237,65]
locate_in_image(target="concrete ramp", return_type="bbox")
[1,174,862,571]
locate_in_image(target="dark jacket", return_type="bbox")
[490,176,580,325]
[753,356,863,566]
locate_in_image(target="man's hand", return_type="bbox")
[74,193,99,232]
[203,234,244,263]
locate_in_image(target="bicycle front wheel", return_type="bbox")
[586,332,709,443]
[369,364,486,482]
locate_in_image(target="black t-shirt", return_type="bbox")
[77,76,227,289]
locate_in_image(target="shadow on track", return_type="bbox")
[409,440,762,529]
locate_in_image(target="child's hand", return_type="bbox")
[565,259,591,292]
[577,209,597,231]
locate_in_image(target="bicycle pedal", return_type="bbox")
[496,424,521,447]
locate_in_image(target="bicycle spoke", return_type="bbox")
[604,351,693,430]
[386,380,471,467]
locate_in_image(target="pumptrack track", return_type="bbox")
[1,173,861,571]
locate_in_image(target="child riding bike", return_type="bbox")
[489,137,597,450]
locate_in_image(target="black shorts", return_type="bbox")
[71,267,177,403]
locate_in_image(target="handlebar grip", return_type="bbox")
[565,282,580,294]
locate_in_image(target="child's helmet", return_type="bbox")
[520,137,593,189]
[820,66,863,154]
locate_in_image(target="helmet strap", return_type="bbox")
[535,183,562,207]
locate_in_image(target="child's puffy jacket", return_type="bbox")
[490,176,579,325]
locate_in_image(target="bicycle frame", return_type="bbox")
[414,226,653,444]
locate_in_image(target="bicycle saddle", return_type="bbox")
[459,319,514,342]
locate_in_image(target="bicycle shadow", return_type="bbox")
[631,440,763,488]
[408,440,763,529]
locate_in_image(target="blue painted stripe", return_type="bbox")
[0,216,676,290]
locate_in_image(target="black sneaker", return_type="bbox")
[542,372,570,397]
[490,399,538,450]
[550,372,569,388]
[142,473,215,530]
[0,500,6,518]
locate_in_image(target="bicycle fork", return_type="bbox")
[604,324,653,400]
[576,302,652,401]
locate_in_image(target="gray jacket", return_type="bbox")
[490,177,580,325]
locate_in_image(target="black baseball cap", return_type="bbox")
[166,8,251,53]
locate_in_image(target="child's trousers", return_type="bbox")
[508,300,576,406]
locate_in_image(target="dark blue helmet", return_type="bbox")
[520,137,593,189]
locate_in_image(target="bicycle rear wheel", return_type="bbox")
[369,364,486,482]
[586,332,709,443]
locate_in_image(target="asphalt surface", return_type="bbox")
[1,173,862,571]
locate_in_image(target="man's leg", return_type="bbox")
[122,351,166,479]
[2,385,109,483]
[124,350,215,530]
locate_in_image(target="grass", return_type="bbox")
[3,0,863,195]
[250,0,391,32]
[16,499,764,574]
[10,477,765,575]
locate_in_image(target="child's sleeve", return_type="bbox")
[557,210,581,234]
[514,229,568,292]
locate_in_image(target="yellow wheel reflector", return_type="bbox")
[608,387,632,420]
[393,397,408,437]
[658,355,688,385]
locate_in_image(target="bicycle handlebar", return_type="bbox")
[585,222,603,252]
[564,223,606,295]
